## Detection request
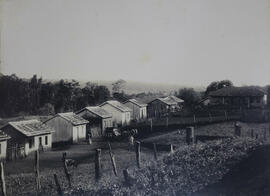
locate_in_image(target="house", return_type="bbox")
[208,86,268,109]
[1,119,54,159]
[123,99,147,121]
[44,112,89,144]
[0,131,10,161]
[76,106,113,138]
[99,100,132,126]
[147,96,184,118]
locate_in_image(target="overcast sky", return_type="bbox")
[1,0,270,86]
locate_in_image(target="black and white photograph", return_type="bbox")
[0,0,270,195]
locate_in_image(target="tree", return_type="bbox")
[205,80,233,96]
[112,79,126,94]
[177,88,201,106]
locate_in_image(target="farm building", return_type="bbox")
[99,100,132,126]
[0,131,10,161]
[147,96,184,118]
[123,99,147,121]
[76,106,113,138]
[44,112,89,144]
[1,119,54,159]
[209,86,267,109]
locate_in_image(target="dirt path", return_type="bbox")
[191,145,270,196]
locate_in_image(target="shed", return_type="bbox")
[76,106,113,138]
[99,100,132,126]
[123,99,147,121]
[44,112,89,144]
[1,119,54,159]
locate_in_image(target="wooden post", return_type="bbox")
[108,142,117,176]
[251,129,254,138]
[224,111,228,120]
[166,117,169,128]
[234,122,241,137]
[153,143,157,160]
[53,174,63,196]
[135,141,141,168]
[88,134,92,145]
[193,114,196,123]
[150,119,153,131]
[0,162,6,196]
[123,169,131,186]
[62,152,71,187]
[170,144,174,154]
[186,127,194,145]
[95,149,101,181]
[35,150,41,194]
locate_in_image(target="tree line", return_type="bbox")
[0,74,110,117]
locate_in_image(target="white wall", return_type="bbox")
[100,104,125,126]
[0,141,7,160]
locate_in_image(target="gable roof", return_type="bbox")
[2,119,54,137]
[76,106,112,119]
[44,112,89,126]
[149,96,184,106]
[99,100,132,112]
[0,130,10,141]
[123,99,147,107]
[209,87,266,97]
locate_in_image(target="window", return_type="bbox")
[45,136,48,145]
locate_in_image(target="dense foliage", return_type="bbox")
[0,74,110,117]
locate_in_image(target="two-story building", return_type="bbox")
[76,106,113,138]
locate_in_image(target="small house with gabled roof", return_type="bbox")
[147,96,184,118]
[0,131,10,160]
[1,119,54,158]
[123,99,147,121]
[76,106,113,138]
[44,112,89,144]
[99,100,132,126]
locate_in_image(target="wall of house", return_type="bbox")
[147,100,168,118]
[25,134,52,155]
[72,124,86,142]
[100,104,125,126]
[0,140,7,160]
[124,102,147,121]
[45,116,73,143]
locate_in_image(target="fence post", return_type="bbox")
[62,152,71,187]
[0,162,6,196]
[108,142,118,176]
[150,119,153,131]
[224,111,228,120]
[95,149,102,182]
[166,117,169,128]
[153,143,157,160]
[234,122,241,137]
[251,129,254,138]
[53,174,63,196]
[193,114,196,123]
[186,127,195,145]
[170,144,174,154]
[135,141,141,168]
[35,150,41,194]
[123,169,131,186]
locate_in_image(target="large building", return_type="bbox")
[1,119,54,159]
[123,99,147,121]
[99,100,132,126]
[208,86,268,109]
[44,112,89,144]
[76,106,113,138]
[147,96,184,118]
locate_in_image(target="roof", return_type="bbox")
[123,99,147,107]
[99,100,132,112]
[209,87,266,97]
[77,106,112,119]
[149,96,184,105]
[0,130,10,141]
[45,112,89,126]
[3,119,54,137]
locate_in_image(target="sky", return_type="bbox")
[1,0,270,87]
